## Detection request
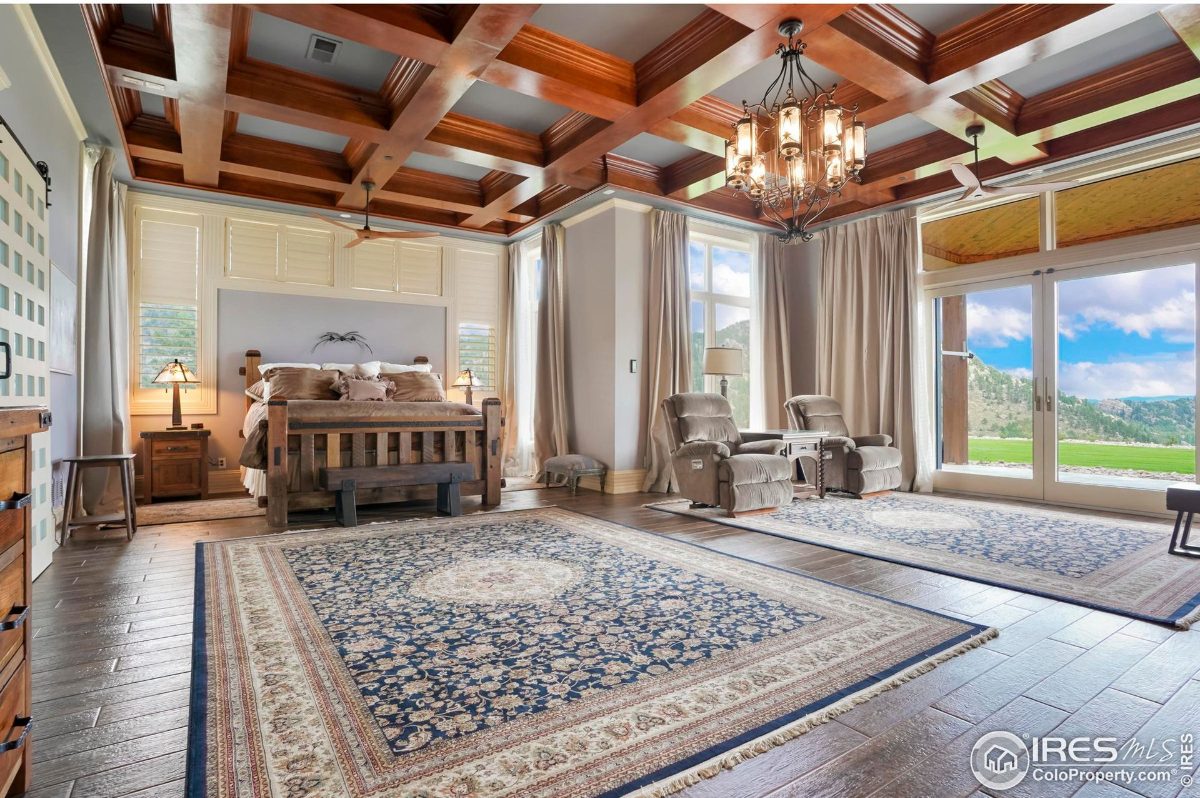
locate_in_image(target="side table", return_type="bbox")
[740,429,828,499]
[139,429,211,503]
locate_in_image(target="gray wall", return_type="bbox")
[0,6,83,468]
[130,289,446,476]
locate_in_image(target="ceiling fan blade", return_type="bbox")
[949,162,981,190]
[309,213,360,232]
[344,237,367,249]
[366,231,441,239]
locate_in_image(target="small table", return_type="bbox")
[740,429,828,499]
[139,429,211,504]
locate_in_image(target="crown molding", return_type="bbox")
[559,197,651,228]
[14,4,87,141]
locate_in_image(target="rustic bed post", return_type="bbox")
[266,398,289,528]
[242,349,262,413]
[483,397,502,505]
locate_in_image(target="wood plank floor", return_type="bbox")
[23,489,1200,798]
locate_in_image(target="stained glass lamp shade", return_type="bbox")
[152,359,199,429]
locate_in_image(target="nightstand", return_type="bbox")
[740,429,828,498]
[139,429,211,503]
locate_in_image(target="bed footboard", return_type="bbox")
[265,397,502,528]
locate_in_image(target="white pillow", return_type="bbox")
[258,362,319,376]
[321,360,381,378]
[378,362,433,373]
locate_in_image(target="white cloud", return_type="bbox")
[711,263,750,296]
[1057,266,1196,343]
[966,302,1031,347]
[1057,355,1195,400]
[1004,367,1033,380]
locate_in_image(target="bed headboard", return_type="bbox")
[239,350,433,411]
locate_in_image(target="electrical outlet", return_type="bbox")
[217,457,227,469]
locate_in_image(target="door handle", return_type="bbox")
[1045,377,1054,411]
[0,342,10,380]
[1034,381,1042,412]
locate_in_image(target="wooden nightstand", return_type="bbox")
[139,429,211,504]
[740,429,828,498]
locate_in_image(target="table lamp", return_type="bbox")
[153,358,199,430]
[453,368,482,406]
[703,346,743,399]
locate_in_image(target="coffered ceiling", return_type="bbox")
[79,3,1200,239]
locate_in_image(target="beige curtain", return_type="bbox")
[533,224,569,473]
[81,147,131,513]
[641,210,691,492]
[817,209,928,491]
[500,241,522,477]
[757,234,792,429]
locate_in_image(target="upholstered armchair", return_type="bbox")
[784,395,903,496]
[662,393,794,515]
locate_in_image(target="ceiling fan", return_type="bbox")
[932,123,1078,210]
[310,180,438,248]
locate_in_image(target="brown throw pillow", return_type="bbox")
[268,368,339,400]
[334,375,395,402]
[382,371,446,401]
[245,379,267,402]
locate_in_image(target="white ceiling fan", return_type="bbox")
[932,123,1078,211]
[310,180,439,248]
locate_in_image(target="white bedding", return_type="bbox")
[242,400,269,498]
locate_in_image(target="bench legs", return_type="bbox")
[437,479,462,517]
[1169,510,1200,557]
[335,480,359,527]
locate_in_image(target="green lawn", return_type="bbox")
[968,438,1196,474]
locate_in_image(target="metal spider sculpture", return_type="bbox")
[311,331,374,353]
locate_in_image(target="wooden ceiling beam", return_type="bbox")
[170,5,234,186]
[337,4,538,209]
[1162,5,1200,60]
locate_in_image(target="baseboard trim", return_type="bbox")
[577,468,647,494]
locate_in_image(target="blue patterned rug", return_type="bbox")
[649,493,1200,627]
[187,508,991,798]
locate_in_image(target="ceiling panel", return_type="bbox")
[529,4,705,62]
[120,4,155,31]
[451,81,570,134]
[139,91,165,118]
[711,55,845,108]
[892,4,1000,35]
[403,153,490,182]
[867,114,939,152]
[236,115,349,152]
[247,11,397,92]
[611,133,702,167]
[999,13,1176,97]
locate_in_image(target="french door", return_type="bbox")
[931,252,1200,515]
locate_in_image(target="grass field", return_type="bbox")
[968,438,1196,474]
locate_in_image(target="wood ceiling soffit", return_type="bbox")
[170,5,233,186]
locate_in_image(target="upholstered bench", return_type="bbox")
[541,455,608,495]
[1167,482,1200,558]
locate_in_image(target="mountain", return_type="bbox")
[967,358,1195,445]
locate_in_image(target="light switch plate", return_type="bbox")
[629,359,638,373]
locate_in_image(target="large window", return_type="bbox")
[506,236,541,477]
[688,229,755,428]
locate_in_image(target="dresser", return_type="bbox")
[139,429,211,503]
[0,407,49,795]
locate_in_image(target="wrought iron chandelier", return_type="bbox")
[724,19,867,242]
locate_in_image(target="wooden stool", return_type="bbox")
[60,454,137,544]
[1167,482,1200,557]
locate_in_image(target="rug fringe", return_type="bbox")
[626,625,999,798]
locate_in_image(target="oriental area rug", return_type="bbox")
[649,492,1200,628]
[187,507,991,798]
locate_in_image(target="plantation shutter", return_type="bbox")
[136,209,202,389]
[283,226,334,286]
[455,249,501,391]
[226,218,279,280]
[398,242,442,296]
[350,240,396,291]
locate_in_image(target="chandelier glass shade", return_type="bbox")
[724,20,867,242]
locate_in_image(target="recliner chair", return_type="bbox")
[662,393,794,515]
[784,395,903,496]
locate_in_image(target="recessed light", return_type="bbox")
[603,189,616,195]
[338,213,353,219]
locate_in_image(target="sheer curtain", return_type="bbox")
[502,238,539,478]
[817,209,929,491]
[533,224,569,475]
[80,147,131,512]
[757,234,792,429]
[642,210,691,492]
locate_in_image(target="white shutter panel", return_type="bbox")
[227,219,279,280]
[138,210,200,304]
[399,242,442,296]
[351,241,396,291]
[283,226,333,286]
[455,249,501,391]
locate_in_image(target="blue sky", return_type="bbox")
[960,264,1196,400]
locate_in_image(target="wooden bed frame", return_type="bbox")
[241,349,502,528]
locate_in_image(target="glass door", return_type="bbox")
[1043,256,1199,514]
[931,276,1045,500]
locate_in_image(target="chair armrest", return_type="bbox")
[675,440,731,460]
[736,439,787,456]
[820,435,856,452]
[853,434,893,448]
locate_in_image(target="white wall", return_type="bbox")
[785,237,822,397]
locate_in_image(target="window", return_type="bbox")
[508,236,541,477]
[688,230,756,428]
[454,248,502,393]
[138,303,198,388]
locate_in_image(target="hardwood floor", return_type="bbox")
[23,490,1200,798]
